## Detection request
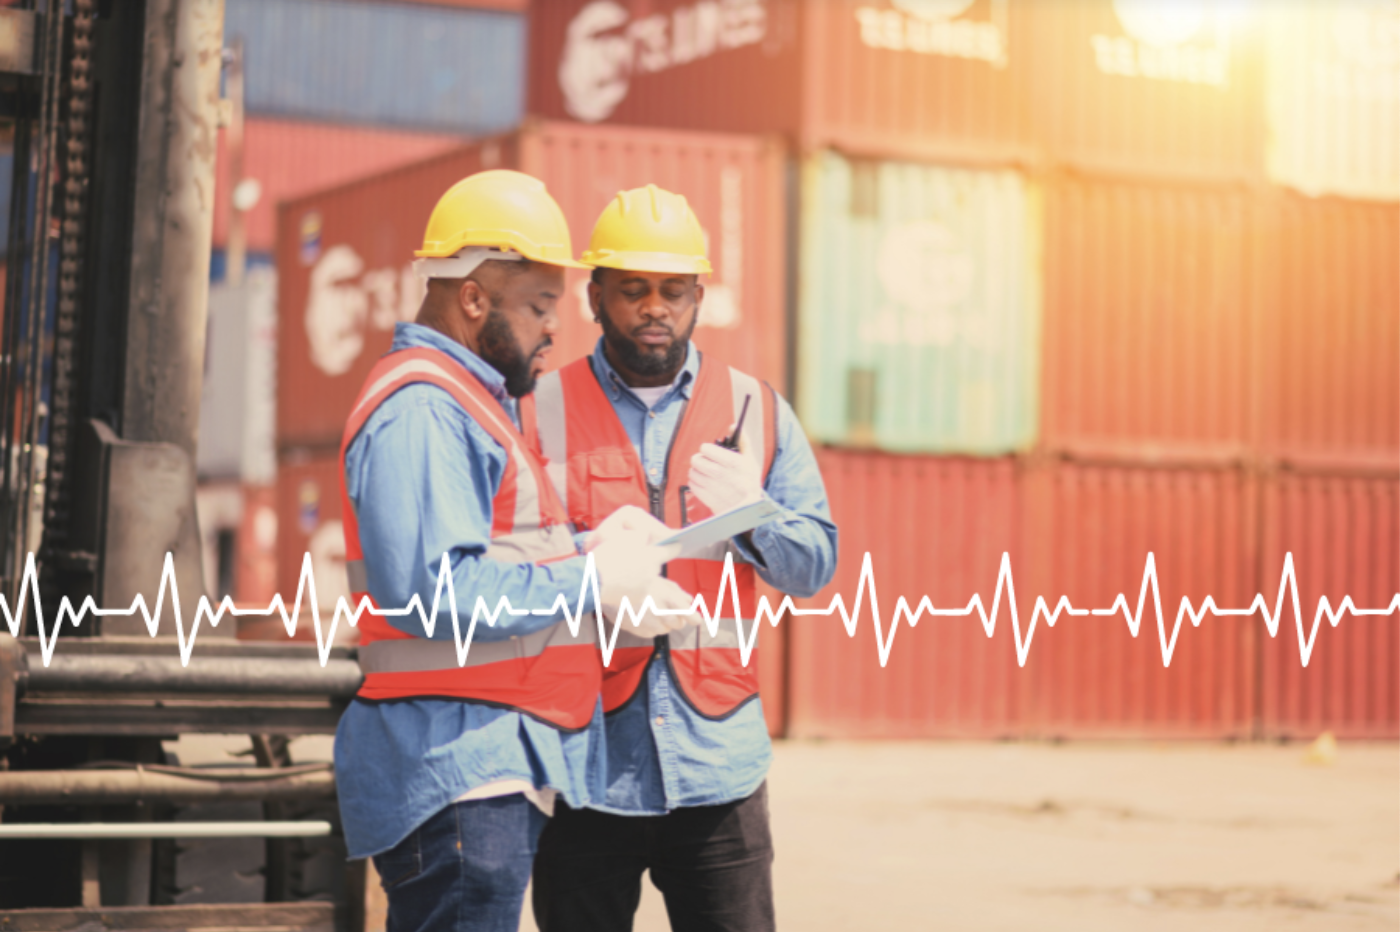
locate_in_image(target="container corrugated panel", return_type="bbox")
[1258,473,1399,739]
[213,118,463,253]
[524,122,789,393]
[1023,0,1263,182]
[1265,0,1400,201]
[799,0,1032,160]
[1039,178,1252,457]
[276,455,352,618]
[527,0,803,136]
[1257,194,1400,467]
[226,0,524,133]
[797,151,1039,454]
[1022,463,1256,738]
[276,122,787,450]
[787,450,1026,739]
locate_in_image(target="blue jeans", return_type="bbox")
[372,795,548,932]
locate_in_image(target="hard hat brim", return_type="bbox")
[580,250,712,276]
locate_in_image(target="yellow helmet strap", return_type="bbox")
[413,247,523,280]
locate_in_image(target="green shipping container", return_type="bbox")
[797,153,1041,454]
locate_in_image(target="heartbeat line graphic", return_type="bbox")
[3,551,1397,671]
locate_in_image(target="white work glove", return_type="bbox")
[587,508,699,638]
[688,432,764,516]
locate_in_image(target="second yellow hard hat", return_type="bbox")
[582,184,712,275]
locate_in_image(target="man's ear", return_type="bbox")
[458,278,490,321]
[587,280,603,325]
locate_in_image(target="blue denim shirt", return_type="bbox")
[333,323,603,859]
[583,338,838,815]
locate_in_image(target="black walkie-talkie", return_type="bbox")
[717,394,751,451]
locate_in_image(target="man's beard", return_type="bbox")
[598,306,697,378]
[479,307,549,398]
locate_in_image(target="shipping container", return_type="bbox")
[1020,462,1257,738]
[276,120,787,450]
[213,118,463,254]
[226,0,525,134]
[1039,177,1253,459]
[529,0,803,137]
[797,151,1040,454]
[198,268,278,484]
[1258,473,1399,739]
[1256,193,1400,468]
[1265,0,1400,201]
[798,0,1031,160]
[787,450,1026,739]
[529,0,1030,160]
[531,1,1264,178]
[1022,0,1264,182]
[276,454,352,620]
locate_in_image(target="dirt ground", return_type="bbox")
[518,739,1399,932]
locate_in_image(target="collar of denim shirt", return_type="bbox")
[390,321,515,411]
[588,336,699,410]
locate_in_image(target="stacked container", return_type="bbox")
[522,0,1398,740]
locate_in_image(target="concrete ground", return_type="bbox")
[519,739,1399,932]
[171,734,1397,930]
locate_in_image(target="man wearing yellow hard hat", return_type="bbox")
[523,184,838,931]
[332,170,695,932]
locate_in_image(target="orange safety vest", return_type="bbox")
[340,347,599,731]
[521,354,776,720]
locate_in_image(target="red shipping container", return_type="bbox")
[1021,462,1257,738]
[787,450,1027,739]
[1258,473,1399,740]
[1257,194,1400,468]
[214,118,464,255]
[1040,177,1253,459]
[531,1,1259,177]
[1022,0,1264,182]
[529,0,1029,160]
[275,455,352,638]
[276,120,787,451]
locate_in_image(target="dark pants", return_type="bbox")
[371,795,547,932]
[532,782,775,932]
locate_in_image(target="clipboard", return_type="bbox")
[657,497,782,560]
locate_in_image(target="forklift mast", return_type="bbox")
[0,3,364,928]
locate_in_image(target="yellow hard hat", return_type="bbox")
[416,169,586,268]
[581,184,712,275]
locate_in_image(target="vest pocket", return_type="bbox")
[581,451,647,529]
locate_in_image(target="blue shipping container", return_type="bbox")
[225,0,524,134]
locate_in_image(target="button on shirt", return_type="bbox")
[585,338,838,815]
[333,323,603,859]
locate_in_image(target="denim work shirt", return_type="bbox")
[334,323,603,859]
[584,338,838,815]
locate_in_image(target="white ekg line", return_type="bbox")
[3,551,1397,671]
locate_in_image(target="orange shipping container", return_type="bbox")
[1021,462,1257,738]
[1040,177,1253,459]
[1258,472,1399,740]
[1257,194,1400,468]
[787,450,1027,739]
[276,120,788,452]
[214,118,463,255]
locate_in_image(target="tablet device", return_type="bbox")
[657,497,782,560]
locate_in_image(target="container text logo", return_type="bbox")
[1092,0,1232,87]
[854,0,1008,68]
[559,0,768,122]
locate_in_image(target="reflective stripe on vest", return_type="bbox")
[524,353,777,719]
[339,347,599,731]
